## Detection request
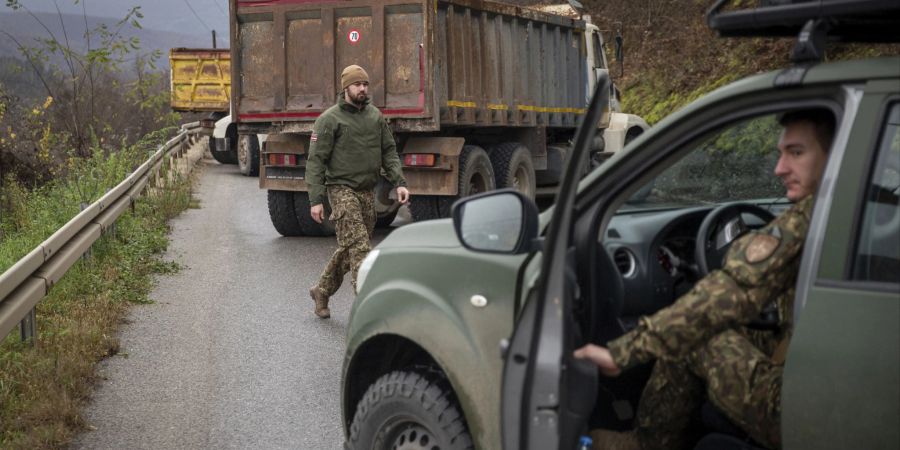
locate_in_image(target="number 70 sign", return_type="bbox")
[348,29,361,44]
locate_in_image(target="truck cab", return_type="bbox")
[583,20,648,154]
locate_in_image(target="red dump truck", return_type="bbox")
[229,0,647,236]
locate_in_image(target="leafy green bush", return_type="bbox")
[0,128,192,449]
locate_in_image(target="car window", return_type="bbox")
[622,114,785,210]
[852,102,900,283]
[592,32,604,69]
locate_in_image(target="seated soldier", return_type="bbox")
[575,109,836,450]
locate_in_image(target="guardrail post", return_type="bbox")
[20,307,36,344]
[80,202,92,261]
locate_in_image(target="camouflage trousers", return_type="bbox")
[316,185,376,297]
[634,329,783,450]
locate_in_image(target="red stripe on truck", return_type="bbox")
[239,107,425,122]
[237,0,344,7]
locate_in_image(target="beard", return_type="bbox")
[350,91,368,106]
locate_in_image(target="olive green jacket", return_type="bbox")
[306,95,406,206]
[608,195,814,370]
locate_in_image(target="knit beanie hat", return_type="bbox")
[341,65,369,90]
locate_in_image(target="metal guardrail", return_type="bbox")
[0,121,206,342]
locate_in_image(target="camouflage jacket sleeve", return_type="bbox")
[380,118,407,188]
[306,115,335,206]
[608,196,814,370]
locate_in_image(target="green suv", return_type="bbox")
[341,2,900,449]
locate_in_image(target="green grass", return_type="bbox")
[0,130,195,449]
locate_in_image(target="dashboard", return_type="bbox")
[603,204,781,319]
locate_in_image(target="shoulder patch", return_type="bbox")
[310,132,318,142]
[745,234,780,264]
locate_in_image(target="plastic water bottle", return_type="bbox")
[578,435,592,450]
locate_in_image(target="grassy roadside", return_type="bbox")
[0,131,198,448]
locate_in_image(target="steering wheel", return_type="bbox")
[695,203,776,276]
[696,203,783,330]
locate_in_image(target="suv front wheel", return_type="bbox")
[347,370,473,450]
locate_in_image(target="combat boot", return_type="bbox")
[309,285,330,319]
[590,429,641,450]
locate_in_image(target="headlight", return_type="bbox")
[356,249,380,293]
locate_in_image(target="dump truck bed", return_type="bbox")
[230,0,588,132]
[169,48,231,112]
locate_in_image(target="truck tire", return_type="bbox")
[267,190,304,236]
[237,134,260,176]
[293,191,336,237]
[408,145,494,222]
[375,210,398,228]
[457,145,495,198]
[408,196,445,222]
[347,370,474,450]
[490,142,536,199]
[210,138,238,164]
[625,127,644,146]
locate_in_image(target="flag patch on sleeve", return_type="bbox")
[310,132,318,142]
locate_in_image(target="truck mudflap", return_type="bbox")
[400,136,465,196]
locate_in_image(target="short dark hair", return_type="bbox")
[778,108,836,151]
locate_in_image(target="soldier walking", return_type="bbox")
[306,64,409,319]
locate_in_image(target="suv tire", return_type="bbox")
[348,370,474,450]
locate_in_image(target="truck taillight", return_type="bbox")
[403,153,436,167]
[267,154,299,166]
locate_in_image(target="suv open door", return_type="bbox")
[498,75,611,450]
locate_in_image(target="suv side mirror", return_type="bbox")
[451,189,539,254]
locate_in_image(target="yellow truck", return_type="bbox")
[169,48,231,113]
[169,48,237,164]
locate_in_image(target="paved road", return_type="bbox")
[73,154,403,449]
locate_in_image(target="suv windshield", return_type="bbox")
[624,114,786,210]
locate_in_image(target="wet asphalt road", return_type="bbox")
[73,154,402,449]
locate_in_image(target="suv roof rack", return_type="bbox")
[707,0,900,44]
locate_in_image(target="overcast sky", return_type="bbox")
[12,0,230,38]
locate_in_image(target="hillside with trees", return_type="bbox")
[0,3,190,189]
[579,0,899,123]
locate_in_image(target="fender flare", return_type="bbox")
[602,112,650,153]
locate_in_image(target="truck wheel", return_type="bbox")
[375,210,398,228]
[625,127,644,146]
[267,190,304,236]
[408,146,493,222]
[408,196,443,222]
[347,370,474,450]
[293,191,336,237]
[237,134,260,176]
[210,139,237,164]
[490,142,536,199]
[457,145,495,198]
